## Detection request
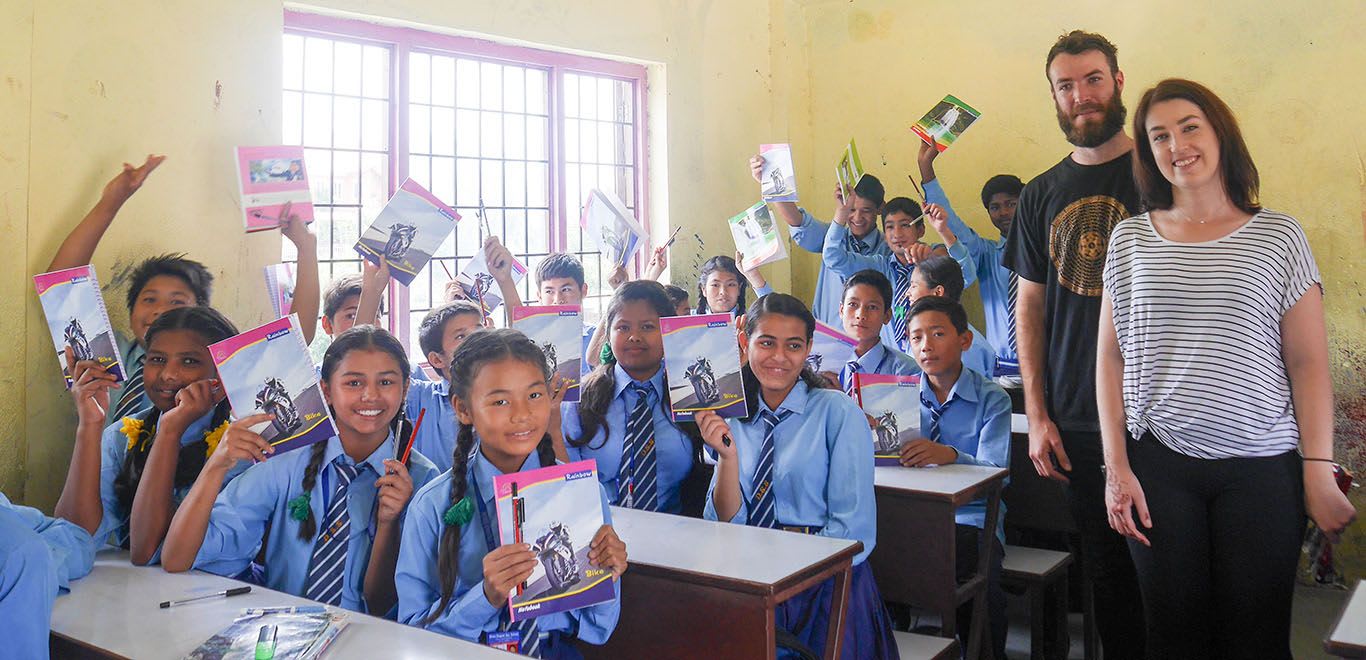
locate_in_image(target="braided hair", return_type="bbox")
[296,324,413,540]
[112,307,238,522]
[425,328,557,624]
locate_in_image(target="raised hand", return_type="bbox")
[101,155,166,206]
[749,155,765,183]
[67,346,117,426]
[161,379,225,431]
[208,414,276,469]
[278,201,317,250]
[695,410,735,460]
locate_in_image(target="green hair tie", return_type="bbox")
[287,494,312,522]
[443,495,474,527]
[599,341,616,366]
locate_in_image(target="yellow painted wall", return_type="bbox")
[0,0,785,508]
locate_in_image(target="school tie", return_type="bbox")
[617,383,658,511]
[750,409,792,529]
[844,232,872,255]
[500,608,542,657]
[891,262,912,353]
[303,459,368,606]
[842,359,861,394]
[922,392,953,445]
[1005,266,1019,354]
[111,352,146,422]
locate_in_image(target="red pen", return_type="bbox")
[399,408,425,466]
[512,482,525,596]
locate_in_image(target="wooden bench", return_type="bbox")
[1001,544,1073,660]
[894,630,959,660]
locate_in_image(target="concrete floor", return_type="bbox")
[994,582,1351,659]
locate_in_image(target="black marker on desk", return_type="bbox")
[158,585,251,608]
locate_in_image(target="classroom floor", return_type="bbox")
[999,582,1349,659]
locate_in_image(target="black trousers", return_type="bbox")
[1059,430,1146,659]
[955,525,1007,660]
[1126,436,1305,660]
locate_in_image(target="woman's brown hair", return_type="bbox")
[1131,78,1260,214]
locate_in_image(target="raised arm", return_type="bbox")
[750,155,804,228]
[49,156,166,271]
[54,353,118,535]
[919,141,989,259]
[280,204,321,343]
[484,236,525,322]
[355,259,390,327]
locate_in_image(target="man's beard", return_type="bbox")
[1056,86,1127,148]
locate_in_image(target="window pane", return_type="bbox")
[455,59,479,108]
[333,150,361,205]
[480,160,503,206]
[302,93,332,147]
[504,160,526,207]
[283,34,304,90]
[410,52,430,104]
[334,42,362,96]
[304,148,332,203]
[409,155,431,190]
[455,109,479,158]
[409,104,430,154]
[303,38,333,93]
[503,114,525,160]
[563,73,579,119]
[526,116,547,161]
[333,96,360,150]
[526,69,547,115]
[361,99,388,151]
[479,112,503,159]
[362,46,389,99]
[479,62,502,111]
[431,55,455,106]
[431,106,455,156]
[527,161,548,208]
[430,156,455,207]
[503,67,524,114]
[455,158,480,207]
[282,91,302,144]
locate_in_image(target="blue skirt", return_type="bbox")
[778,561,900,659]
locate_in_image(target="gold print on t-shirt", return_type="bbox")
[1048,195,1127,297]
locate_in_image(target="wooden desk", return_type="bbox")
[582,507,861,660]
[870,464,1007,660]
[49,549,506,659]
[1327,580,1366,657]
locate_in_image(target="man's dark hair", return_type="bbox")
[125,253,213,312]
[536,253,586,288]
[907,295,968,334]
[980,175,1024,209]
[1045,30,1120,82]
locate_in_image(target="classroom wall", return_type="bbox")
[780,0,1366,569]
[0,0,785,509]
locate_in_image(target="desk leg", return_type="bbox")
[971,483,1004,660]
[820,562,853,660]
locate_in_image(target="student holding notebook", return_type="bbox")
[836,269,921,391]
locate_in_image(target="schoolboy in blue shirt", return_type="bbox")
[906,256,998,378]
[899,295,1010,660]
[917,139,1024,378]
[837,269,921,391]
[823,195,974,353]
[750,154,893,327]
[405,301,484,472]
[0,492,95,660]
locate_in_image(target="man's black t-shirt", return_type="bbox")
[1004,151,1141,432]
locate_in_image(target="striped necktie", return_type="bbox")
[922,392,953,444]
[841,359,861,394]
[750,409,792,529]
[617,383,658,511]
[499,610,542,657]
[844,232,872,255]
[1005,270,1019,353]
[303,460,368,605]
[891,261,912,353]
[111,352,147,422]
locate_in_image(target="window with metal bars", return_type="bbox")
[282,11,648,363]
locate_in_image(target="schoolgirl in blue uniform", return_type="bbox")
[697,293,898,659]
[55,306,246,565]
[695,254,774,316]
[561,281,711,516]
[161,325,438,618]
[397,328,627,658]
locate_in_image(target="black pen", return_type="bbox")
[159,585,251,608]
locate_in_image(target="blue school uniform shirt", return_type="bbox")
[917,366,1010,544]
[411,362,430,382]
[396,449,620,644]
[821,222,977,350]
[962,323,998,379]
[703,381,878,564]
[561,364,694,514]
[191,433,439,614]
[788,209,892,326]
[839,341,922,390]
[1,492,94,660]
[106,333,150,427]
[95,409,248,559]
[926,179,1016,368]
[406,378,461,472]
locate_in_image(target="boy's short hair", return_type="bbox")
[418,300,482,359]
[881,197,923,225]
[916,256,966,302]
[536,253,585,288]
[125,253,213,312]
[322,275,364,321]
[853,173,886,209]
[663,284,689,307]
[908,295,968,334]
[980,175,1024,209]
[843,269,893,310]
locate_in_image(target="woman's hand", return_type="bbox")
[208,414,276,469]
[374,459,414,526]
[1305,462,1356,542]
[588,524,628,578]
[1104,464,1152,546]
[482,543,537,606]
[694,411,736,461]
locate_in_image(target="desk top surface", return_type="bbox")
[1328,580,1366,654]
[50,550,508,659]
[874,464,1008,502]
[610,507,860,589]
